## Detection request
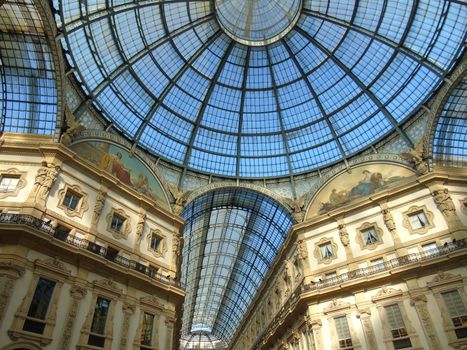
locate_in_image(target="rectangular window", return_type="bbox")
[0,175,20,192]
[319,242,334,259]
[408,211,428,230]
[361,227,379,245]
[23,278,56,334]
[140,312,155,347]
[442,290,467,339]
[334,316,353,349]
[384,304,412,349]
[88,297,111,347]
[111,214,125,232]
[62,190,81,210]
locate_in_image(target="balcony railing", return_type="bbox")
[252,238,467,349]
[0,213,181,288]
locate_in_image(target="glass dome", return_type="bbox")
[55,0,466,178]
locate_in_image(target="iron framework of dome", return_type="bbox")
[54,0,466,179]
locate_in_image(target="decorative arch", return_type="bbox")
[70,132,171,208]
[305,159,416,219]
[184,182,293,217]
[1,342,43,350]
[431,76,467,168]
[423,56,466,163]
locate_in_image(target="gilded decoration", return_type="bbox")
[70,140,168,206]
[146,229,167,258]
[0,168,27,199]
[307,163,415,218]
[105,208,131,240]
[57,183,89,218]
[402,205,434,235]
[313,237,338,264]
[355,222,384,250]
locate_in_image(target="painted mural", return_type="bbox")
[307,164,416,218]
[71,141,168,206]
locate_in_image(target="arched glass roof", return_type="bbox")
[55,0,466,178]
[180,188,292,348]
[0,0,57,135]
[433,77,467,168]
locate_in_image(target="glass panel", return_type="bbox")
[27,278,56,320]
[63,190,81,209]
[141,312,154,346]
[90,297,110,335]
[0,176,20,192]
[408,211,428,229]
[442,290,467,319]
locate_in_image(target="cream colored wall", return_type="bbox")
[0,249,178,350]
[232,170,467,350]
[0,145,180,276]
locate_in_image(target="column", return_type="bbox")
[357,309,378,350]
[0,263,24,326]
[60,285,87,349]
[410,295,441,350]
[120,302,135,350]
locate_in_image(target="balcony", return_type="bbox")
[0,213,180,289]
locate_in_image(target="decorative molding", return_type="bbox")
[355,222,384,250]
[93,278,123,297]
[323,299,351,314]
[427,271,463,289]
[105,207,131,240]
[184,183,293,217]
[0,168,27,199]
[372,286,404,302]
[57,183,89,218]
[313,237,338,265]
[402,205,434,235]
[34,257,71,279]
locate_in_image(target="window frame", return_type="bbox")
[314,237,338,264]
[356,222,384,250]
[106,208,131,239]
[0,168,26,199]
[57,184,88,218]
[402,205,434,235]
[146,229,167,258]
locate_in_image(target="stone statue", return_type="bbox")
[338,224,350,246]
[296,239,308,260]
[135,212,146,243]
[92,190,107,225]
[382,209,396,232]
[33,164,48,194]
[400,138,429,174]
[35,163,60,200]
[60,108,84,146]
[432,188,456,218]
